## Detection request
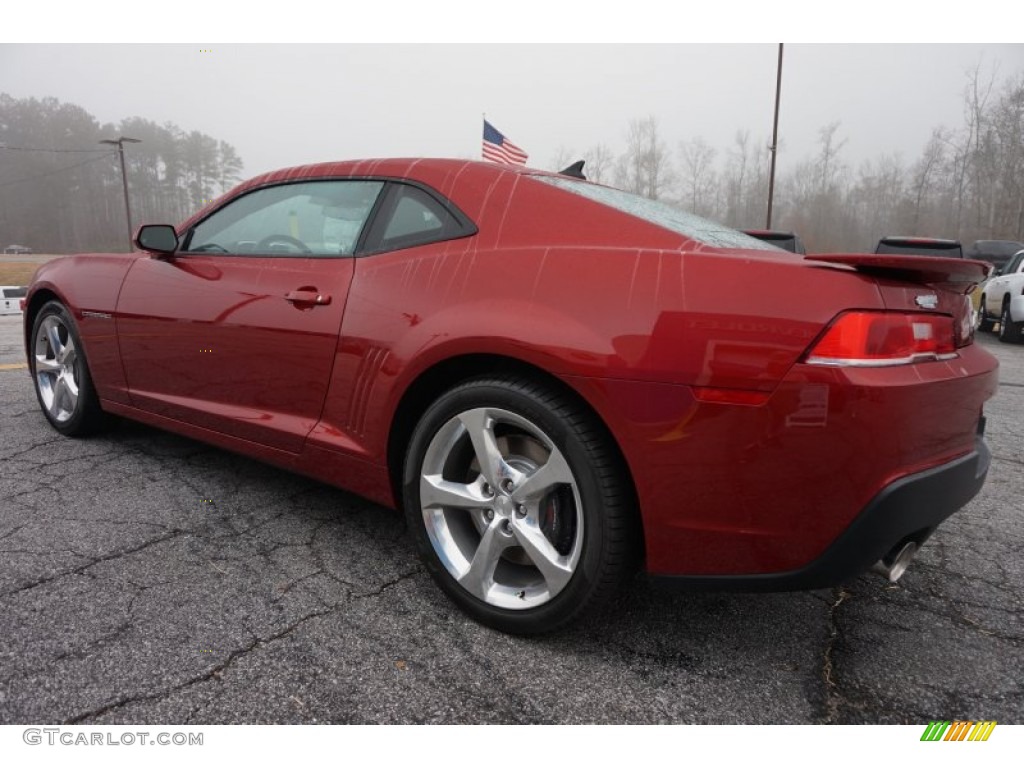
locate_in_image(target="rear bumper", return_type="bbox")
[650,436,991,591]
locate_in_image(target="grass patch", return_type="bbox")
[0,263,40,286]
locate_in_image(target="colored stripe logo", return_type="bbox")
[921,721,996,741]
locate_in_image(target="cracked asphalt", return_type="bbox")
[1,313,1021,724]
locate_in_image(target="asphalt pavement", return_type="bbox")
[0,313,1021,724]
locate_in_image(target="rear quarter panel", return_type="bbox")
[311,169,894,531]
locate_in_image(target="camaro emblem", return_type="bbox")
[915,294,938,309]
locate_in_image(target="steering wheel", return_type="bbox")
[190,242,229,253]
[257,234,311,254]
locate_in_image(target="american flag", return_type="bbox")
[482,120,528,166]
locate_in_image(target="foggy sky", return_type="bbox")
[1,43,1022,181]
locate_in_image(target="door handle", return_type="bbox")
[284,289,331,306]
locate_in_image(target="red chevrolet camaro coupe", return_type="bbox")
[23,158,998,634]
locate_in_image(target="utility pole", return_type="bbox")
[766,44,784,229]
[99,136,141,252]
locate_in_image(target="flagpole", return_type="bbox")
[766,43,784,229]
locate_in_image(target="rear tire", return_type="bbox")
[402,376,638,634]
[998,301,1022,344]
[29,301,105,436]
[976,295,994,332]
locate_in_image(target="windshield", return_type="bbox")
[536,176,779,251]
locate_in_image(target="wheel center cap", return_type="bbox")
[496,496,513,516]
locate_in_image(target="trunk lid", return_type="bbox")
[805,253,992,348]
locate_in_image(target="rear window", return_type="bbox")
[976,241,1023,258]
[875,240,963,258]
[969,241,1023,268]
[2,287,26,298]
[537,176,778,251]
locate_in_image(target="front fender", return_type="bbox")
[24,253,139,403]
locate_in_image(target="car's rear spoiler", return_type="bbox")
[805,254,993,293]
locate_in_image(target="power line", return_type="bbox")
[0,145,114,154]
[0,151,117,189]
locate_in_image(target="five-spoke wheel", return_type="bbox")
[34,313,80,423]
[30,301,104,435]
[418,406,582,610]
[404,377,636,634]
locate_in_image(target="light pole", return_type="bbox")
[99,136,141,252]
[766,44,784,229]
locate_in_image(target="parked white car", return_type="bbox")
[978,249,1024,343]
[1,285,26,316]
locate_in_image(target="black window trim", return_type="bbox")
[178,176,476,259]
[357,180,478,257]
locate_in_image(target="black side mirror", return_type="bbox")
[135,224,178,255]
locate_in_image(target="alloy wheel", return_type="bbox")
[33,314,80,423]
[418,406,583,610]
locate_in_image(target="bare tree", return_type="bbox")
[777,122,850,251]
[584,143,615,184]
[847,154,908,247]
[987,74,1024,238]
[965,62,1000,233]
[615,116,673,200]
[815,122,847,197]
[721,131,750,226]
[678,137,717,217]
[549,145,576,173]
[910,129,947,233]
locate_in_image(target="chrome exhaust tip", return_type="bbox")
[872,541,918,583]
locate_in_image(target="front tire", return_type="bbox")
[998,302,1022,343]
[29,301,105,436]
[403,377,637,634]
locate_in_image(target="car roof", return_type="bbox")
[176,158,551,233]
[877,236,961,246]
[743,229,798,238]
[249,158,539,187]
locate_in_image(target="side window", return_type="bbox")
[371,184,467,253]
[184,180,383,257]
[384,191,445,242]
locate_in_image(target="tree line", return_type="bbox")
[552,65,1024,253]
[0,94,243,253]
[3,65,1022,256]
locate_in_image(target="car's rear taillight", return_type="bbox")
[805,311,957,367]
